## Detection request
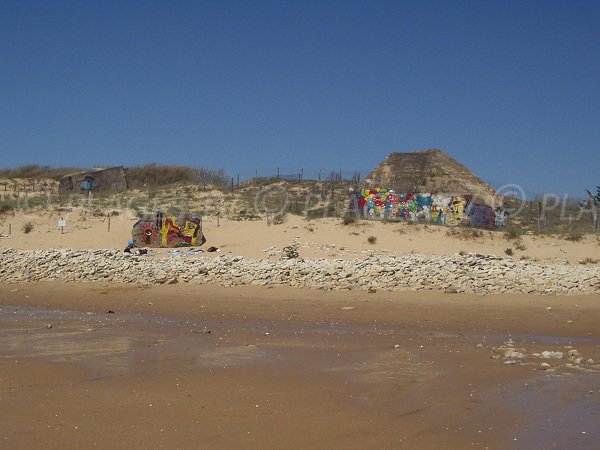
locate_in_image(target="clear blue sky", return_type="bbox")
[1,0,598,196]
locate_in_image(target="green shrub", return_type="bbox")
[446,226,483,240]
[367,235,377,245]
[272,213,286,225]
[504,248,514,256]
[0,202,14,215]
[305,204,336,220]
[515,241,526,251]
[232,212,261,221]
[564,233,583,242]
[342,213,357,225]
[504,228,523,240]
[463,228,483,239]
[22,222,34,234]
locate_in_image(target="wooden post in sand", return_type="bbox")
[568,215,573,234]
[107,213,111,232]
[593,196,599,233]
[8,223,11,235]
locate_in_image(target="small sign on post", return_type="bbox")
[58,218,66,234]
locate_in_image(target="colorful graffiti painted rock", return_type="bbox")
[132,213,205,247]
[350,188,507,229]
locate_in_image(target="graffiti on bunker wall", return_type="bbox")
[350,188,508,229]
[59,166,129,195]
[79,175,97,191]
[132,213,205,247]
[494,208,509,227]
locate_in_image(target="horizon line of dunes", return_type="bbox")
[0,164,229,187]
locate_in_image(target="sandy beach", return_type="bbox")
[2,209,599,264]
[1,204,600,449]
[1,282,599,449]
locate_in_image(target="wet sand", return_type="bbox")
[1,283,599,449]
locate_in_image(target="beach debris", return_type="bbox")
[281,244,299,260]
[186,327,211,334]
[106,310,115,314]
[540,351,564,359]
[504,349,525,359]
[490,339,528,362]
[490,340,600,374]
[168,248,204,255]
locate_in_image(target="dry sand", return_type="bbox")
[1,209,599,263]
[1,283,599,449]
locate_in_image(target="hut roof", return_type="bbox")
[60,166,125,179]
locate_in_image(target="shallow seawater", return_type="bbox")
[2,304,600,449]
[510,373,600,449]
[0,304,273,378]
